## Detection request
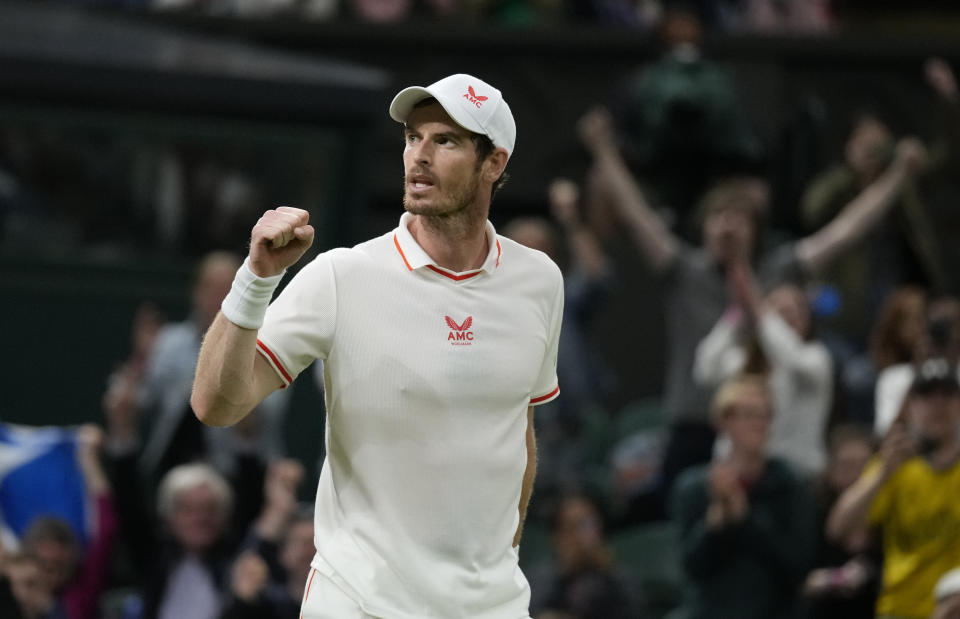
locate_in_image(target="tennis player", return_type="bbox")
[191,73,563,619]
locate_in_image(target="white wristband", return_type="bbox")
[220,257,285,330]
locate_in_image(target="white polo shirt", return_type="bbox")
[256,213,563,619]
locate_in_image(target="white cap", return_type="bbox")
[935,567,960,600]
[389,73,516,158]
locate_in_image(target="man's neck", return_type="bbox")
[409,209,490,273]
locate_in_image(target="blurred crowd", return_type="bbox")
[47,0,837,32]
[3,7,960,619]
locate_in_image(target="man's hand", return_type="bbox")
[893,137,928,176]
[548,178,581,228]
[926,57,958,102]
[250,207,315,278]
[230,551,270,603]
[577,107,617,157]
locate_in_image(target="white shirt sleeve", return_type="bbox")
[256,253,338,386]
[874,364,915,436]
[530,270,564,405]
[757,312,833,386]
[694,311,746,387]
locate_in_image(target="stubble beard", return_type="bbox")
[402,172,484,237]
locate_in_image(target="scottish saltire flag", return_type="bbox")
[0,423,89,549]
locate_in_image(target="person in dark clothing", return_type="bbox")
[670,374,815,619]
[801,424,880,619]
[219,460,312,619]
[528,494,640,619]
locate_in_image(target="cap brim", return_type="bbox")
[388,86,486,135]
[389,86,432,123]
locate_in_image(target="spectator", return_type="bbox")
[875,296,960,436]
[837,285,928,425]
[670,374,814,619]
[801,58,959,352]
[802,424,879,619]
[614,4,761,228]
[5,553,63,619]
[694,261,833,477]
[144,463,235,619]
[528,494,639,619]
[934,568,960,619]
[218,459,311,619]
[578,105,926,493]
[0,543,25,619]
[139,252,286,479]
[871,287,929,373]
[828,358,960,619]
[134,251,290,542]
[21,426,118,619]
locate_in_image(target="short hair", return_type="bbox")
[827,423,875,455]
[710,373,770,425]
[22,517,81,568]
[194,251,241,286]
[157,463,233,521]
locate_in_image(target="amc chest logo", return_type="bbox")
[445,315,474,346]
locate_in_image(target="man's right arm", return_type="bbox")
[578,107,679,272]
[191,207,315,427]
[826,423,913,543]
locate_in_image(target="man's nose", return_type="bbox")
[410,140,433,165]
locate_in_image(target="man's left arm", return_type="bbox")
[514,406,536,547]
[796,138,925,273]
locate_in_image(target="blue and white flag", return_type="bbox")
[0,423,89,549]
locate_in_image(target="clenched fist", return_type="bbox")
[249,206,315,278]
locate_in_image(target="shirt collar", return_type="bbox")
[393,212,502,278]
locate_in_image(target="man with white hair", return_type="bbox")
[191,74,563,618]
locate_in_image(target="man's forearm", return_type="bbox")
[191,312,266,427]
[797,161,910,272]
[826,466,885,543]
[513,408,537,547]
[593,148,677,271]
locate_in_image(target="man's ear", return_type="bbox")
[483,149,509,183]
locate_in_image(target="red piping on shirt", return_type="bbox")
[530,385,560,404]
[257,339,293,386]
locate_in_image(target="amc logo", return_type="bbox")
[445,316,474,346]
[462,86,488,109]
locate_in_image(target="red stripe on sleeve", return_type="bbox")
[530,385,560,404]
[257,340,293,386]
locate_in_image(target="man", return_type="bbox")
[191,74,563,619]
[577,106,926,492]
[801,58,958,348]
[828,358,960,619]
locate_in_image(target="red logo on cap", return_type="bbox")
[463,86,488,109]
[445,315,474,345]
